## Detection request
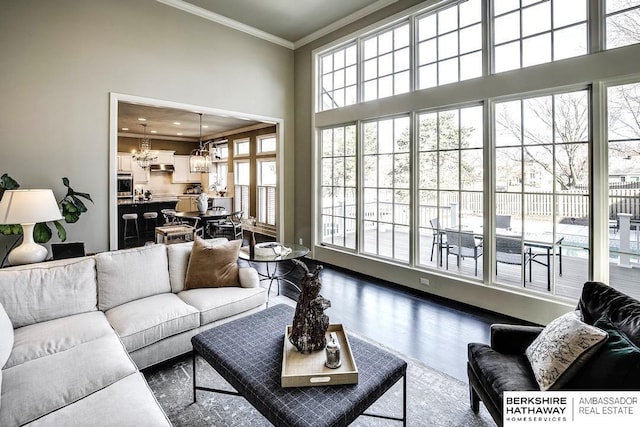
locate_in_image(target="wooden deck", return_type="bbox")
[357,228,640,301]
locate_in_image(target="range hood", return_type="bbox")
[150,164,174,172]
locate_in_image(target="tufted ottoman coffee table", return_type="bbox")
[191,304,407,426]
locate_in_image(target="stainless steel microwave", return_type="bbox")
[117,173,133,197]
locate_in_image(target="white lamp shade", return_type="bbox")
[0,189,63,225]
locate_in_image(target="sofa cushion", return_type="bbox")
[167,239,227,293]
[566,315,640,390]
[178,286,267,325]
[96,244,171,311]
[0,333,136,426]
[184,237,242,289]
[26,372,170,426]
[579,281,640,347]
[0,303,13,412]
[468,343,539,411]
[105,293,200,353]
[0,257,97,328]
[525,311,608,391]
[5,311,114,369]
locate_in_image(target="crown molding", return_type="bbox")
[156,0,295,49]
[293,0,398,49]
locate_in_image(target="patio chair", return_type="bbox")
[429,218,445,262]
[495,236,532,283]
[495,215,512,231]
[445,229,483,276]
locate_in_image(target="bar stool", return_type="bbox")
[143,212,158,237]
[122,213,139,243]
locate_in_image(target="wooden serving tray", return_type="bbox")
[281,324,358,388]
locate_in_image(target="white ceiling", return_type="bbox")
[121,1,393,142]
[118,102,264,141]
[183,0,389,43]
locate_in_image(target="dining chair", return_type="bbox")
[210,211,243,240]
[429,218,445,262]
[495,236,531,283]
[444,229,483,276]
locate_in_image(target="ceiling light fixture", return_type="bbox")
[132,123,158,170]
[189,113,211,173]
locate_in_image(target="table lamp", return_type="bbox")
[0,189,63,265]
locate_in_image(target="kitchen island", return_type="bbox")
[117,198,178,248]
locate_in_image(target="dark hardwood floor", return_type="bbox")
[249,256,531,383]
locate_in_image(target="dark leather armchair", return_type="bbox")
[467,281,640,427]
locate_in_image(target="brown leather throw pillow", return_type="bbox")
[184,237,242,289]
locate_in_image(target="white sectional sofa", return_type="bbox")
[0,240,267,426]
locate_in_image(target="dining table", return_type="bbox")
[438,228,563,290]
[171,210,242,238]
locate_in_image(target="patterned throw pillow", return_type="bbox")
[525,311,608,391]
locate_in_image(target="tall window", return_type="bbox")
[320,124,357,249]
[492,0,588,73]
[257,159,277,226]
[417,105,484,277]
[606,0,640,49]
[319,44,357,111]
[313,0,640,303]
[362,23,410,102]
[362,116,411,261]
[417,0,482,89]
[607,81,640,295]
[495,90,590,298]
[234,160,250,214]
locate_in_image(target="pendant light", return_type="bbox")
[189,113,211,173]
[132,123,158,169]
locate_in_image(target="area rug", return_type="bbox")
[144,298,495,426]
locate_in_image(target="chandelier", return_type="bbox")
[132,123,158,169]
[189,113,211,173]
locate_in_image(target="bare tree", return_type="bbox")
[608,82,640,158]
[607,1,640,48]
[496,93,589,190]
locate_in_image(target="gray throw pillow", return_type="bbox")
[526,311,608,391]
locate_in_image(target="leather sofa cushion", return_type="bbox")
[0,334,136,426]
[0,257,97,328]
[178,287,267,325]
[5,311,113,369]
[27,372,170,427]
[96,245,171,311]
[579,281,640,347]
[566,315,640,390]
[106,293,199,352]
[468,343,539,410]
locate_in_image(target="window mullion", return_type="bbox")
[589,0,604,53]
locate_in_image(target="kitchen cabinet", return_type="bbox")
[120,152,149,183]
[176,196,197,212]
[132,161,149,184]
[172,155,202,184]
[117,153,132,172]
[151,150,175,165]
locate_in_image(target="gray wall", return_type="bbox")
[0,0,294,256]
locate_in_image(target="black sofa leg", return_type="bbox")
[469,383,480,413]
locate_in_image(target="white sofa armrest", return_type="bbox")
[238,267,259,288]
